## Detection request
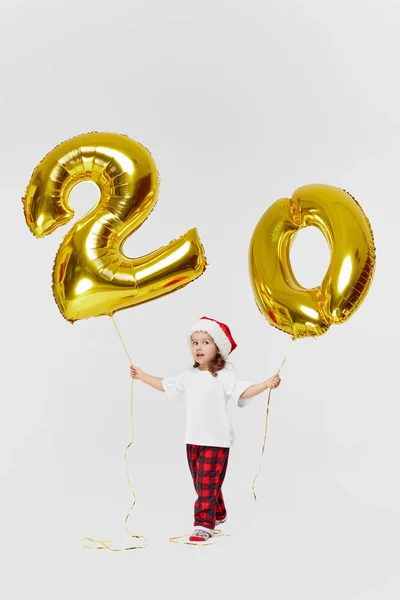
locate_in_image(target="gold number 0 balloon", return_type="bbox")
[249,184,376,338]
[22,132,207,322]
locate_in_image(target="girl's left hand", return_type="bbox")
[266,374,281,389]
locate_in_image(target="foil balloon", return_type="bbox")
[249,184,376,339]
[22,132,207,322]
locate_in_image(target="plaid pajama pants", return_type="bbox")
[186,444,230,531]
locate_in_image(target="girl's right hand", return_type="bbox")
[130,364,144,380]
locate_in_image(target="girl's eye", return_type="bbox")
[204,341,209,344]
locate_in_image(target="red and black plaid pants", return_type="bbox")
[186,444,230,531]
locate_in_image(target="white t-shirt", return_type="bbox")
[162,366,252,448]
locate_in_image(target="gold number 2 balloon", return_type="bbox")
[22,132,207,322]
[249,184,376,339]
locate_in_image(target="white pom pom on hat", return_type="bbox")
[189,316,237,359]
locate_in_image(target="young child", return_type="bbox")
[129,316,281,543]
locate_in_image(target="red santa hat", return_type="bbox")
[189,316,237,359]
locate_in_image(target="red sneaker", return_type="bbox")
[189,528,213,542]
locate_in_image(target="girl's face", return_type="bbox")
[191,331,218,369]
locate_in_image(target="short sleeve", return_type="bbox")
[224,368,252,408]
[162,372,185,402]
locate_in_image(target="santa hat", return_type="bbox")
[189,316,237,359]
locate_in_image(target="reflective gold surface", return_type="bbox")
[22,132,207,322]
[249,184,376,338]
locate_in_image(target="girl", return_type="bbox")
[129,316,281,543]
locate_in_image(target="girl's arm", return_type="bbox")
[130,364,164,392]
[240,374,281,399]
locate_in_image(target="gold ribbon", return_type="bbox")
[252,337,295,502]
[81,316,147,551]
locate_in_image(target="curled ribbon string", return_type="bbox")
[81,315,147,551]
[252,337,295,502]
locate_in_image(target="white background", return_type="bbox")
[1,0,399,598]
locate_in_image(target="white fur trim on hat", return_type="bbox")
[189,318,232,359]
